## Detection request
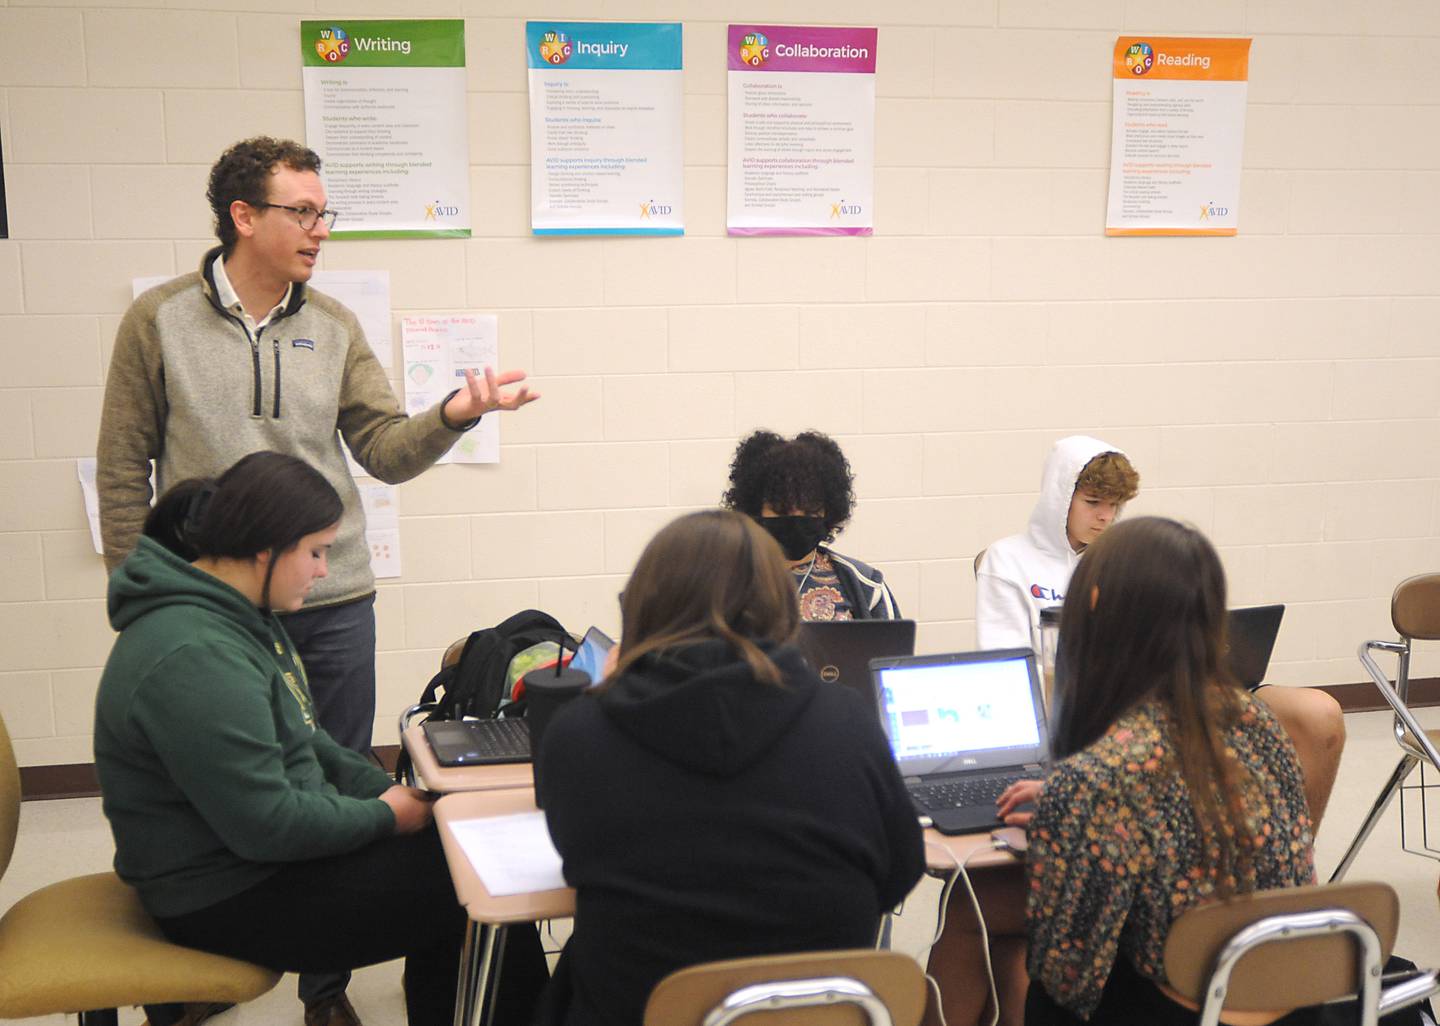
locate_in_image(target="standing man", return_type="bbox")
[97,137,540,1026]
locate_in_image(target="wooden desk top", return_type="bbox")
[433,786,1015,929]
[434,790,576,924]
[402,724,535,794]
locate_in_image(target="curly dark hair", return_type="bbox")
[721,430,856,542]
[206,137,322,253]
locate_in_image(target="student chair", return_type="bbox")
[0,713,280,1025]
[1163,881,1438,1026]
[643,949,926,1026]
[1330,573,1440,882]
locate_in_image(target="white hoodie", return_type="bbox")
[975,436,1128,651]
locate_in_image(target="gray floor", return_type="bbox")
[3,707,1439,1024]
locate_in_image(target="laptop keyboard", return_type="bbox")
[910,774,1019,811]
[466,718,531,759]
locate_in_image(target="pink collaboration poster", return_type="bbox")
[726,25,877,236]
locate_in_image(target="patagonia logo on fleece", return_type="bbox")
[292,338,316,351]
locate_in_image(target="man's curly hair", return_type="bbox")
[206,137,322,253]
[1074,451,1140,504]
[721,430,856,542]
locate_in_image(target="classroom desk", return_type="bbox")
[402,724,534,793]
[432,787,1018,1026]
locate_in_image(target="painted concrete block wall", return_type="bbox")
[2,0,1438,765]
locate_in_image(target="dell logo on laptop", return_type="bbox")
[819,665,840,683]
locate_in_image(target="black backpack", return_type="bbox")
[396,609,570,783]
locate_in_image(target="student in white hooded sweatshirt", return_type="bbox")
[928,436,1346,1026]
[977,436,1138,651]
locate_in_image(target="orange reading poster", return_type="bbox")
[1105,37,1251,237]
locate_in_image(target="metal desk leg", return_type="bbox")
[453,921,501,1026]
[480,926,510,1026]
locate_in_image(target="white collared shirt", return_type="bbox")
[211,253,293,337]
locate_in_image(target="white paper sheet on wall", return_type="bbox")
[358,482,402,579]
[131,270,394,368]
[76,458,104,555]
[401,314,500,465]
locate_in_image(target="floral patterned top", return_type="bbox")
[1025,692,1315,1018]
[793,551,853,621]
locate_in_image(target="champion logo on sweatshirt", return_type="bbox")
[292,338,316,351]
[1030,584,1064,601]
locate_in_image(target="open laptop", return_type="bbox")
[1227,604,1285,689]
[798,619,917,711]
[423,627,616,767]
[871,648,1050,835]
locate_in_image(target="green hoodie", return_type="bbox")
[95,536,396,918]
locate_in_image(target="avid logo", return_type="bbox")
[637,199,673,219]
[315,26,351,63]
[1030,584,1064,601]
[1199,202,1229,221]
[539,31,572,65]
[739,32,771,67]
[1124,41,1154,75]
[425,200,460,221]
[829,200,863,218]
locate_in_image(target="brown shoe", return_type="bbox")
[141,1003,235,1026]
[304,994,364,1026]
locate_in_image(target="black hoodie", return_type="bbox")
[536,640,925,1026]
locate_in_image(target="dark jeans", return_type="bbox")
[280,592,379,1006]
[280,592,379,753]
[155,829,549,1026]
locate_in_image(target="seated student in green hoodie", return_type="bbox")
[93,451,547,1026]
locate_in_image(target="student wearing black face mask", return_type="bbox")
[722,430,899,621]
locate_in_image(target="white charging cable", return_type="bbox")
[921,839,1009,1026]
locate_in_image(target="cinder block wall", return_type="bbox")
[2,1,1438,766]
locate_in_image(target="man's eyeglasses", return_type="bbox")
[255,203,338,231]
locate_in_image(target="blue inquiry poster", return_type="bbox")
[526,22,684,236]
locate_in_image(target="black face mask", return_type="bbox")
[758,516,828,562]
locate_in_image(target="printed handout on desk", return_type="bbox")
[727,25,877,237]
[301,20,470,239]
[1105,37,1252,236]
[526,21,684,236]
[449,812,566,898]
[130,270,394,369]
[401,315,500,464]
[358,482,401,579]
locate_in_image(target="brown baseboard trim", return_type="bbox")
[1318,677,1440,714]
[18,684,1440,800]
[19,762,100,801]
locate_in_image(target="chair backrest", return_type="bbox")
[1393,574,1440,642]
[1163,881,1398,1013]
[442,635,467,670]
[0,712,20,883]
[644,949,925,1026]
[973,547,987,579]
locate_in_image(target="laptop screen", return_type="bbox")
[873,649,1049,776]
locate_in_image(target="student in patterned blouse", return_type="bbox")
[722,431,899,621]
[1022,517,1317,1025]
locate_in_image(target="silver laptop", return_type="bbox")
[871,648,1050,835]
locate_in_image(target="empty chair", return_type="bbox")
[1330,573,1440,882]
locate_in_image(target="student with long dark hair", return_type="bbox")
[1023,517,1315,1025]
[537,510,925,1026]
[93,452,547,1026]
